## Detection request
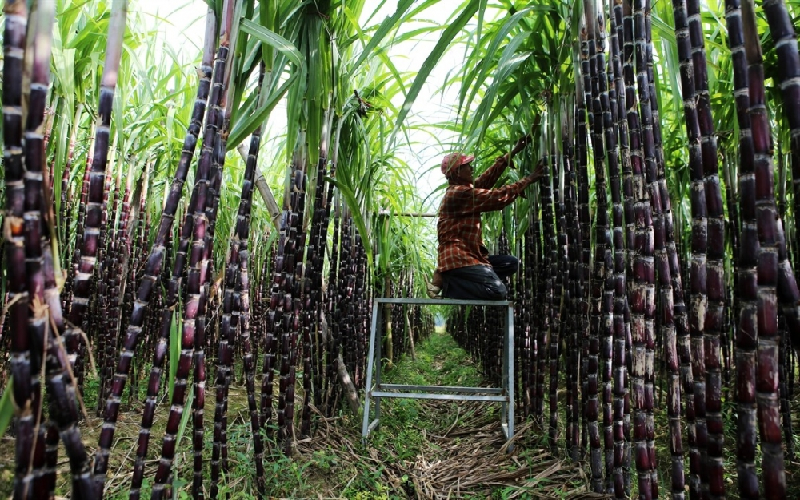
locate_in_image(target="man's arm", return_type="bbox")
[447,160,545,214]
[473,154,509,189]
[447,176,535,214]
[473,135,531,189]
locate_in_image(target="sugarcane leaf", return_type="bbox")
[175,388,194,450]
[348,0,415,77]
[227,72,296,149]
[391,0,480,141]
[168,310,181,402]
[0,378,14,438]
[239,18,305,82]
[327,176,373,268]
[459,5,539,120]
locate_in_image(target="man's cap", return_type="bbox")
[441,152,475,178]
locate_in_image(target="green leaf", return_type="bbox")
[227,72,296,149]
[0,378,14,438]
[239,18,305,83]
[348,0,415,77]
[391,0,481,141]
[327,176,373,268]
[168,310,181,402]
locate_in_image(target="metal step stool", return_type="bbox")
[361,297,514,447]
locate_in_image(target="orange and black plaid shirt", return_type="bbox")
[437,154,535,272]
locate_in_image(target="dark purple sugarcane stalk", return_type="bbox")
[24,1,55,495]
[354,231,368,386]
[562,96,583,467]
[209,101,246,498]
[100,170,133,407]
[70,156,92,388]
[63,0,126,476]
[726,0,758,498]
[63,146,91,318]
[578,29,593,462]
[547,119,569,459]
[640,2,692,496]
[301,114,331,436]
[42,244,96,500]
[211,245,239,499]
[203,56,239,500]
[532,188,546,419]
[44,421,58,498]
[741,1,791,498]
[198,41,242,492]
[762,0,800,348]
[94,155,116,402]
[261,236,284,428]
[27,2,97,497]
[778,303,794,460]
[599,3,621,490]
[148,4,237,497]
[669,0,706,497]
[233,111,267,496]
[130,199,195,499]
[97,9,217,495]
[608,3,630,496]
[630,1,659,496]
[539,119,557,455]
[684,0,727,495]
[582,1,609,487]
[279,143,309,453]
[620,0,641,495]
[523,209,535,418]
[567,88,584,434]
[2,0,32,497]
[766,7,800,271]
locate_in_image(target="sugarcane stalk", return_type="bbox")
[3,0,33,496]
[668,0,707,496]
[147,3,237,497]
[682,0,727,496]
[60,0,125,481]
[98,8,217,494]
[237,115,267,496]
[762,0,800,352]
[741,0,786,497]
[25,2,98,497]
[24,0,52,495]
[607,4,633,495]
[581,1,609,487]
[539,117,557,455]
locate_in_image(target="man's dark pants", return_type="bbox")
[441,255,518,300]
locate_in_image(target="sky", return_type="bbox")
[134,0,489,211]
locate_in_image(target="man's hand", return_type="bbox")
[511,134,531,156]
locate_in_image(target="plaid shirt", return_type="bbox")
[437,154,534,272]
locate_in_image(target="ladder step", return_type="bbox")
[377,384,503,394]
[370,391,508,402]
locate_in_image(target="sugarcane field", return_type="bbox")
[5,0,800,498]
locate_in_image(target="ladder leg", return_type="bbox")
[374,305,384,421]
[362,301,381,441]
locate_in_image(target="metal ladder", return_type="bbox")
[361,297,514,446]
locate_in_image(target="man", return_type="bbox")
[428,135,545,300]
